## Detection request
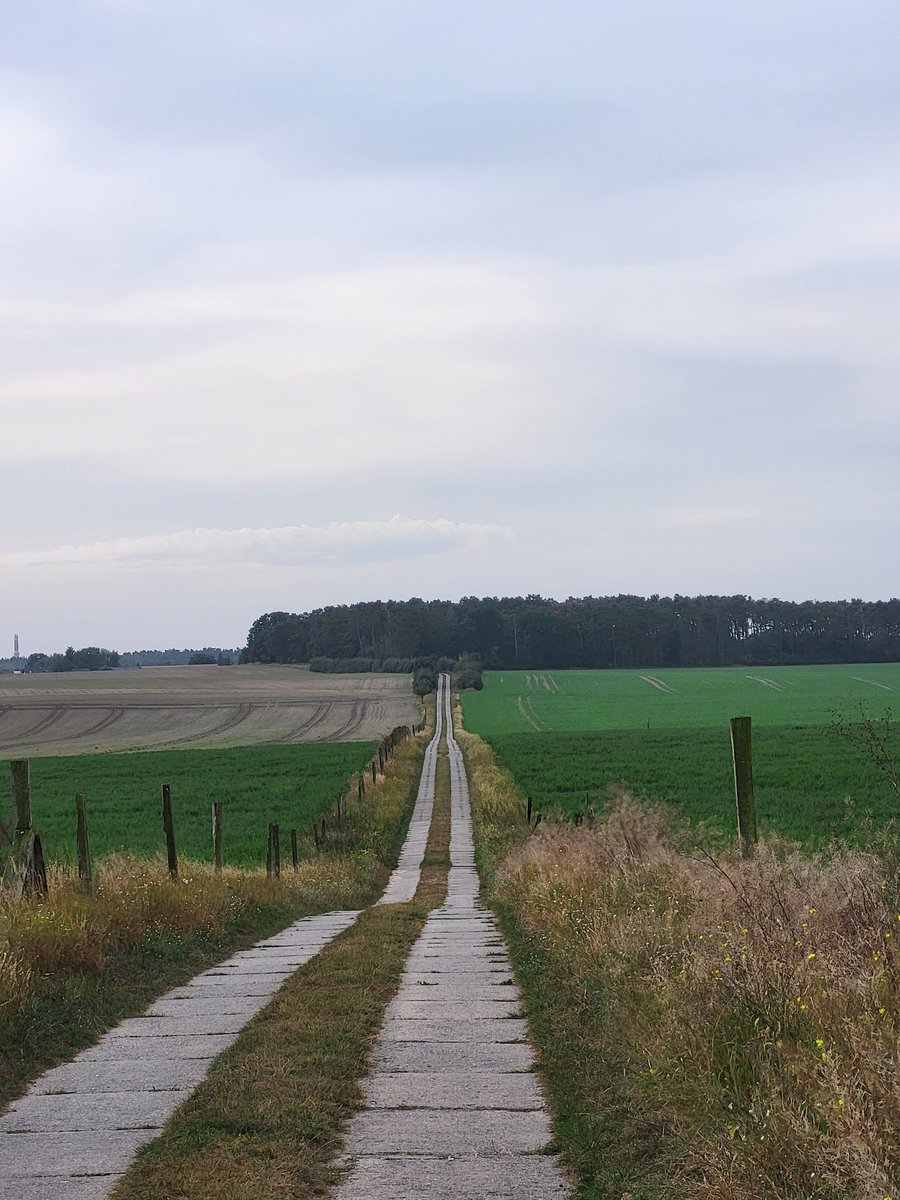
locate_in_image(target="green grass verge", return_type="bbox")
[21,743,376,868]
[494,901,677,1200]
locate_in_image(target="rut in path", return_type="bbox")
[333,677,569,1199]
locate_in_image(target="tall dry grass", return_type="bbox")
[460,727,900,1200]
[0,734,424,1030]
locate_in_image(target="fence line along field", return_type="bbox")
[18,742,379,869]
[462,665,900,844]
[0,664,418,758]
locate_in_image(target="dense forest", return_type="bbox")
[242,595,900,670]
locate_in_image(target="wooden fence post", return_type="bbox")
[266,823,281,877]
[161,784,178,879]
[312,820,321,851]
[290,828,299,870]
[730,716,758,858]
[526,795,532,825]
[75,792,92,887]
[212,802,223,872]
[10,760,31,833]
[4,761,47,898]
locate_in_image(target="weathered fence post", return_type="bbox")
[161,784,178,879]
[75,792,92,887]
[5,760,47,898]
[730,715,758,858]
[267,822,282,876]
[526,795,532,825]
[312,819,321,851]
[11,760,31,833]
[290,828,299,870]
[212,802,223,872]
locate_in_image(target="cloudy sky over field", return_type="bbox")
[3,1,900,651]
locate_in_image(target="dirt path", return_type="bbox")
[333,678,568,1198]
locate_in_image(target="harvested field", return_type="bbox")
[0,665,418,757]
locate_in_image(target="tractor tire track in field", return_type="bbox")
[747,675,784,691]
[852,676,896,691]
[78,706,127,739]
[517,695,552,732]
[323,699,371,743]
[275,701,333,744]
[10,706,128,748]
[16,707,67,738]
[157,703,255,750]
[640,675,674,694]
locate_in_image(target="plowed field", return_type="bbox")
[0,665,418,757]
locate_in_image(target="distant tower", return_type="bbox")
[14,634,19,659]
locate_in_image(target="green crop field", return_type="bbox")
[462,666,900,844]
[463,664,900,734]
[15,742,376,869]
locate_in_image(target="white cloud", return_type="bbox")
[663,507,757,528]
[0,515,513,569]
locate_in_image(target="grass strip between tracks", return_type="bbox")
[112,740,451,1200]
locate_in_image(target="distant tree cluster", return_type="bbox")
[118,648,238,667]
[307,652,484,694]
[243,595,900,671]
[27,646,120,672]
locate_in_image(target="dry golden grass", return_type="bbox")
[461,726,900,1200]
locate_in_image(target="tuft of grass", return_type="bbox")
[0,734,426,1110]
[461,726,900,1200]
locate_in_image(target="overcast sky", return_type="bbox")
[3,1,900,653]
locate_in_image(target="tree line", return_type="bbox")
[2,647,240,673]
[25,647,120,673]
[242,594,900,670]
